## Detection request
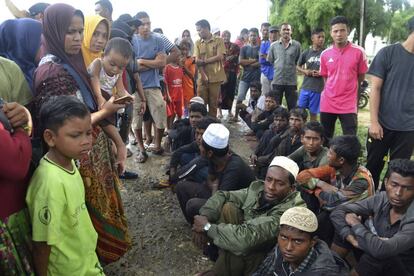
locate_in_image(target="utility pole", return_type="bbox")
[359,0,365,47]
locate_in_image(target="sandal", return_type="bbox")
[135,151,148,163]
[151,147,164,156]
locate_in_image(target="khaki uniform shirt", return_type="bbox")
[194,35,226,83]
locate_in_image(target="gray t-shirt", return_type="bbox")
[368,43,414,131]
[267,39,301,85]
[298,48,324,93]
[240,45,261,83]
[132,33,165,89]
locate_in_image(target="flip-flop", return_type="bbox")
[150,147,164,155]
[135,151,148,163]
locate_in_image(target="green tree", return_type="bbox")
[269,0,411,48]
[388,7,414,42]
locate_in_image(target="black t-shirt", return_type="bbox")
[298,48,324,93]
[368,43,414,131]
[240,45,261,82]
[210,153,256,191]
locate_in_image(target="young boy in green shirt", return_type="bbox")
[26,96,104,276]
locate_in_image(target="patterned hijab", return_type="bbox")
[0,18,42,91]
[81,15,109,67]
[40,3,92,93]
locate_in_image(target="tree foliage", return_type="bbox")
[269,0,412,48]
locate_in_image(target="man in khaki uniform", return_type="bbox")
[194,19,226,117]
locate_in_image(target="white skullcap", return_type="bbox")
[280,207,318,233]
[269,156,299,179]
[202,123,229,149]
[189,96,205,105]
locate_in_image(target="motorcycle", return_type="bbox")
[358,80,370,109]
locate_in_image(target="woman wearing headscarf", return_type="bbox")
[81,15,109,67]
[32,3,131,265]
[0,18,42,98]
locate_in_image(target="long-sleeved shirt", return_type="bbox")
[0,125,32,219]
[169,141,199,168]
[330,192,414,274]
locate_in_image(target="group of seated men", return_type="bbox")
[161,94,414,276]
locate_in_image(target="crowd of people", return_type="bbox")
[1,0,414,275]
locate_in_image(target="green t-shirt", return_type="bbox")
[0,57,32,105]
[26,157,104,276]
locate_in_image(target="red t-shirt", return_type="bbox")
[164,64,184,102]
[320,42,368,114]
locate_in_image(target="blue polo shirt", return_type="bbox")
[260,40,274,81]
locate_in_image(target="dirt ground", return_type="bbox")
[103,106,371,276]
[104,115,254,276]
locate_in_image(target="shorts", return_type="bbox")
[132,94,144,129]
[144,88,167,129]
[297,89,321,114]
[167,100,183,118]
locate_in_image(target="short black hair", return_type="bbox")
[387,159,414,179]
[289,108,308,121]
[195,19,210,31]
[249,81,262,92]
[280,22,291,29]
[311,27,325,35]
[195,116,219,130]
[104,37,133,60]
[135,11,149,20]
[249,27,259,35]
[265,90,278,100]
[302,121,324,138]
[202,139,229,157]
[330,16,349,27]
[261,22,271,29]
[189,102,207,116]
[329,135,361,165]
[273,107,289,120]
[408,16,414,34]
[240,28,248,35]
[40,95,90,134]
[95,0,113,14]
[153,28,163,34]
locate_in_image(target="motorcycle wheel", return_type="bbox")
[358,94,369,109]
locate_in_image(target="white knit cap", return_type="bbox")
[189,96,205,105]
[280,207,318,233]
[269,156,299,179]
[202,123,229,149]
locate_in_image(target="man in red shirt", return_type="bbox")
[319,16,368,138]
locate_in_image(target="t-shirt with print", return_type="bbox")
[240,44,261,83]
[319,42,368,114]
[164,64,184,102]
[298,48,325,93]
[368,43,414,131]
[132,33,166,89]
[26,157,103,276]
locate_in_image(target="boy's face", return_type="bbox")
[265,97,277,111]
[45,116,93,161]
[289,115,304,133]
[274,116,288,132]
[103,50,129,77]
[195,127,206,146]
[248,31,258,45]
[327,147,344,169]
[301,130,323,155]
[278,225,316,268]
[311,32,325,48]
[385,172,414,210]
[250,87,260,100]
[189,111,203,128]
[180,45,189,57]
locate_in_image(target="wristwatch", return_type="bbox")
[203,222,211,232]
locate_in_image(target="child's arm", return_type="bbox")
[102,124,127,175]
[88,59,107,109]
[163,66,172,103]
[32,241,51,276]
